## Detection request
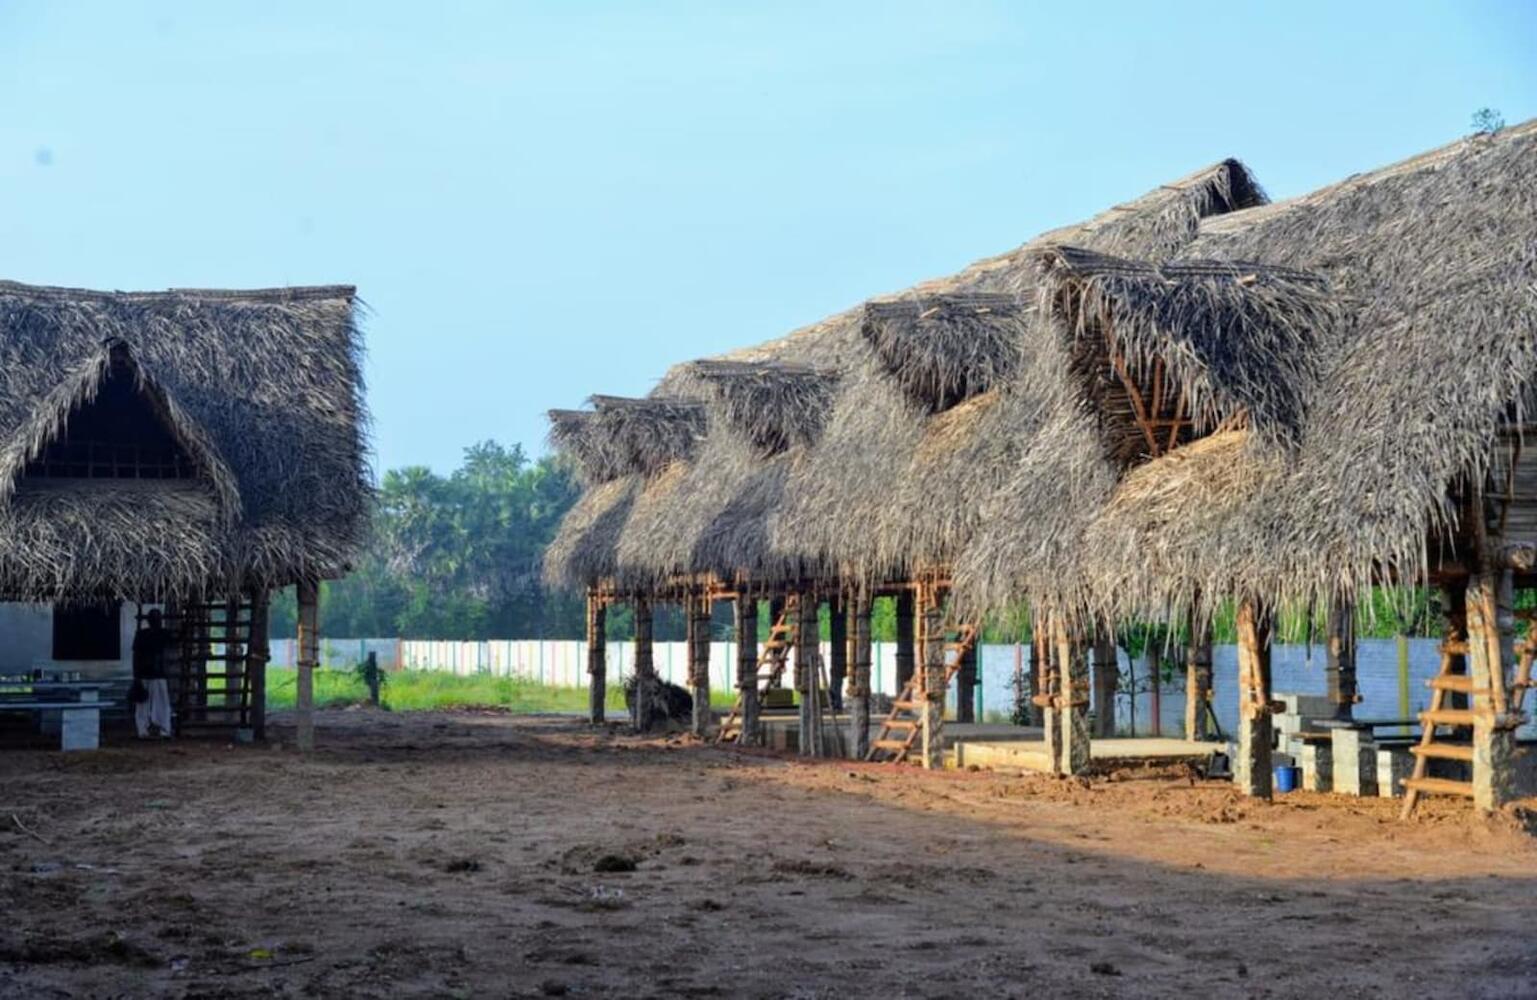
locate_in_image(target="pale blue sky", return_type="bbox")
[3,2,1534,473]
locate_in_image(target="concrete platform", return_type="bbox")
[953,736,1227,773]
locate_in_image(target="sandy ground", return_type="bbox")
[2,709,1536,999]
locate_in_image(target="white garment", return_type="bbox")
[135,678,172,737]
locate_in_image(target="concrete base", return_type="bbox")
[1234,715,1274,798]
[1058,705,1091,776]
[738,689,761,747]
[1376,747,1413,799]
[848,695,870,760]
[1330,728,1377,797]
[1299,742,1333,793]
[953,736,1224,774]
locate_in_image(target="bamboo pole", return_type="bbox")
[586,589,607,724]
[1234,598,1273,798]
[847,591,872,759]
[295,579,318,752]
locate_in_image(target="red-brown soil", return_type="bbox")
[2,710,1535,998]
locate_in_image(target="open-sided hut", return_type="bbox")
[0,281,368,743]
[956,119,1537,806]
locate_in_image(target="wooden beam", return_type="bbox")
[1104,333,1161,457]
[295,579,318,752]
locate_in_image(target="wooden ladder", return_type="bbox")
[716,596,798,744]
[866,623,978,764]
[165,600,257,733]
[1401,620,1536,818]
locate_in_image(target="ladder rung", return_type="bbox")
[872,738,910,751]
[1421,709,1477,727]
[1440,641,1470,656]
[1428,675,1479,693]
[892,700,921,712]
[1401,776,1474,797]
[1409,743,1474,762]
[885,719,916,730]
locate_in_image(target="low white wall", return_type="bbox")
[271,635,1537,739]
[0,601,140,679]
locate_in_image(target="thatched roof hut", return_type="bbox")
[0,281,368,602]
[955,119,1537,624]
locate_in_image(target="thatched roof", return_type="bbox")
[862,294,1027,412]
[957,119,1537,625]
[610,361,839,590]
[1032,245,1336,462]
[0,280,368,601]
[775,159,1268,586]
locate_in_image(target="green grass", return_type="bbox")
[264,667,740,714]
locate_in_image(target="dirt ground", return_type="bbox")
[2,710,1536,999]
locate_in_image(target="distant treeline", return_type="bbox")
[270,439,1466,648]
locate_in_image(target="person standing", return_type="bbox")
[133,609,174,738]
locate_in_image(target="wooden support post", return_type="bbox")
[295,579,318,752]
[1444,581,1470,712]
[1467,570,1518,811]
[918,583,945,770]
[847,591,872,759]
[249,590,270,742]
[632,595,655,732]
[794,592,820,756]
[1148,641,1163,736]
[734,594,761,746]
[1184,613,1213,741]
[1039,626,1063,774]
[586,589,607,725]
[1054,614,1091,775]
[1091,627,1117,738]
[957,635,978,724]
[828,594,847,714]
[688,589,712,737]
[1325,598,1357,721]
[895,590,916,691]
[1234,598,1273,798]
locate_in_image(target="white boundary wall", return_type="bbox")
[269,636,1537,738]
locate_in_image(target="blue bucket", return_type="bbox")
[1274,765,1300,793]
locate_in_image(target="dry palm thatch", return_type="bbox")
[542,395,704,589]
[958,119,1537,627]
[1032,245,1336,459]
[678,360,838,456]
[862,294,1026,412]
[0,281,367,601]
[541,475,641,591]
[585,395,705,482]
[779,159,1267,588]
[613,361,839,590]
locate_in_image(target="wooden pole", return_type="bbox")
[895,590,916,691]
[828,594,847,714]
[1036,618,1057,767]
[249,590,270,742]
[1091,627,1117,738]
[957,635,978,724]
[1054,613,1091,775]
[295,579,318,752]
[1325,598,1357,721]
[1147,640,1162,737]
[586,589,607,724]
[1184,611,1212,741]
[734,593,760,746]
[1234,598,1273,798]
[632,595,654,732]
[794,592,820,756]
[918,582,945,770]
[688,589,712,737]
[847,591,872,759]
